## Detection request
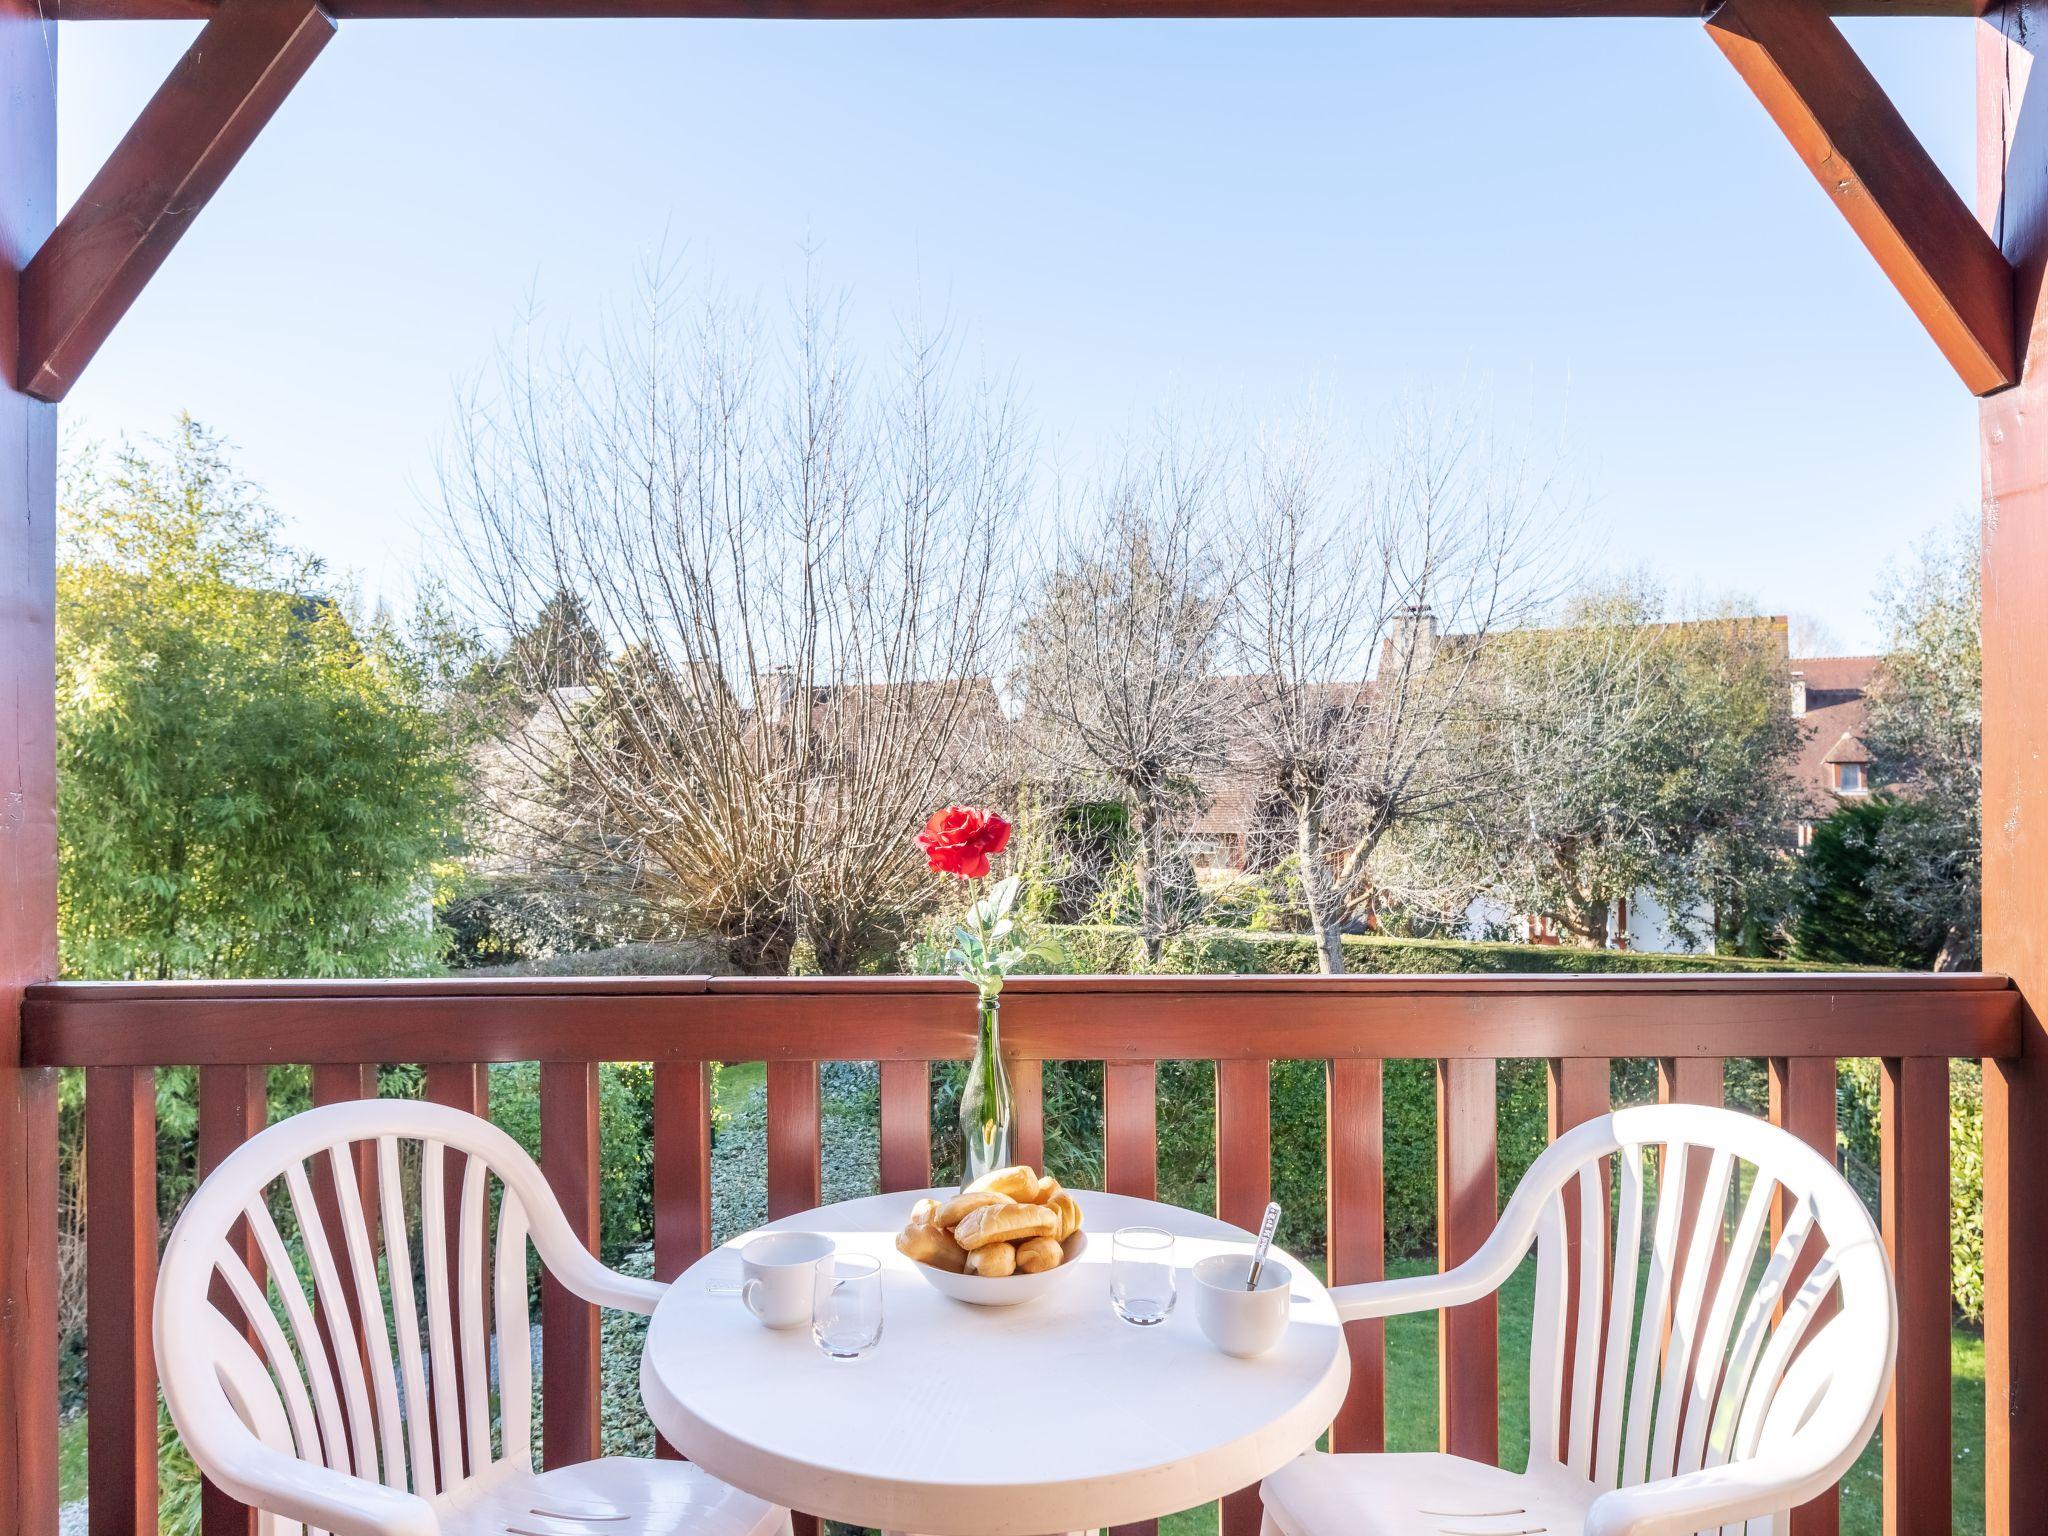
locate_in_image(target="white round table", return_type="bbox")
[640,1189,1350,1536]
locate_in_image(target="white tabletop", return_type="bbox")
[640,1189,1350,1536]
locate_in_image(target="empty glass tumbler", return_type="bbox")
[812,1254,884,1359]
[1111,1225,1176,1325]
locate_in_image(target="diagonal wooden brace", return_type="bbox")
[1707,0,2017,396]
[16,0,333,403]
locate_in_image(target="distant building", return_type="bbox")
[1183,616,1895,954]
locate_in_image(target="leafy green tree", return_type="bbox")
[1862,521,1981,968]
[57,417,467,979]
[1790,796,1939,967]
[1462,586,1806,950]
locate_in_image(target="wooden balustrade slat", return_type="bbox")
[1103,1063,1165,1536]
[1011,1057,1045,1174]
[1104,1061,1158,1200]
[878,1060,932,1193]
[1882,1056,1951,1536]
[1770,1055,1841,1536]
[1327,1058,1385,1453]
[422,1063,488,1485]
[308,1062,379,1466]
[653,1060,713,1460]
[86,1067,157,1536]
[1438,1057,1499,1466]
[767,1060,822,1220]
[1216,1059,1271,1536]
[1658,1055,1726,1447]
[540,1062,601,1470]
[197,1065,266,1536]
[1547,1057,1611,1463]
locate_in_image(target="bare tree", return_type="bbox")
[441,268,1027,973]
[1015,430,1227,960]
[1225,405,1563,972]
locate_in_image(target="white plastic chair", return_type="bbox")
[155,1098,791,1536]
[1261,1103,1897,1536]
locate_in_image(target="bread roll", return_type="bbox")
[1029,1175,1063,1205]
[935,1189,1012,1229]
[954,1200,1060,1249]
[964,1241,1016,1277]
[1046,1191,1083,1241]
[1013,1235,1063,1274]
[965,1165,1040,1203]
[895,1220,968,1273]
[909,1197,941,1226]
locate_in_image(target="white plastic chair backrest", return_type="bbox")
[156,1099,599,1534]
[1490,1103,1895,1535]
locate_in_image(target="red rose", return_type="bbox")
[915,805,1012,879]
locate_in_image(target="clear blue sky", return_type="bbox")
[56,15,1981,653]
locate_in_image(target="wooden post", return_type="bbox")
[1,9,61,1532]
[1979,11,2048,1532]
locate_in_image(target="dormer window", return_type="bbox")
[1832,761,1868,795]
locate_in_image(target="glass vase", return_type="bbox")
[959,992,1014,1181]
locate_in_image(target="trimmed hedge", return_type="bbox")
[1038,924,1855,976]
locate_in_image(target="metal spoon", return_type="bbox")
[1246,1201,1282,1290]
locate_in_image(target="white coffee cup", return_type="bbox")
[740,1232,835,1329]
[1191,1252,1293,1358]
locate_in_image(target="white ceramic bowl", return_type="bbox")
[909,1230,1089,1307]
[1191,1252,1292,1357]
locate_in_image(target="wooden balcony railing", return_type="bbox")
[19,971,2021,1536]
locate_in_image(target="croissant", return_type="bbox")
[1013,1235,1063,1274]
[965,1165,1040,1203]
[895,1220,968,1273]
[1046,1191,1084,1242]
[964,1241,1016,1277]
[935,1189,1012,1229]
[954,1200,1060,1249]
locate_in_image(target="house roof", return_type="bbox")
[1792,655,1881,805]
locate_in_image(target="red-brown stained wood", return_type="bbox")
[767,1060,821,1219]
[655,1061,714,1272]
[422,1063,488,1483]
[540,1062,600,1469]
[198,1065,266,1536]
[1,12,60,1519]
[86,1068,156,1536]
[1658,1057,1726,1455]
[23,975,2017,1067]
[1977,24,2048,1522]
[1327,1058,1384,1453]
[17,0,333,402]
[307,1062,379,1471]
[1104,1061,1158,1200]
[1214,1059,1271,1536]
[1706,0,2016,395]
[652,1059,712,1460]
[1547,1057,1610,1462]
[1882,1056,1950,1535]
[1009,1056,1045,1174]
[1437,1057,1498,1466]
[62,0,1991,21]
[1770,1056,1840,1536]
[878,1059,932,1193]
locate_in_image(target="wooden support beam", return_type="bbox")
[1707,0,2017,396]
[16,0,332,402]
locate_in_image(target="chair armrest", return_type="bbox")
[544,1243,669,1315]
[1583,1456,1834,1536]
[1330,1261,1508,1322]
[204,1426,438,1536]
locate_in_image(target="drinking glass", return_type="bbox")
[812,1254,884,1359]
[1111,1225,1176,1325]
